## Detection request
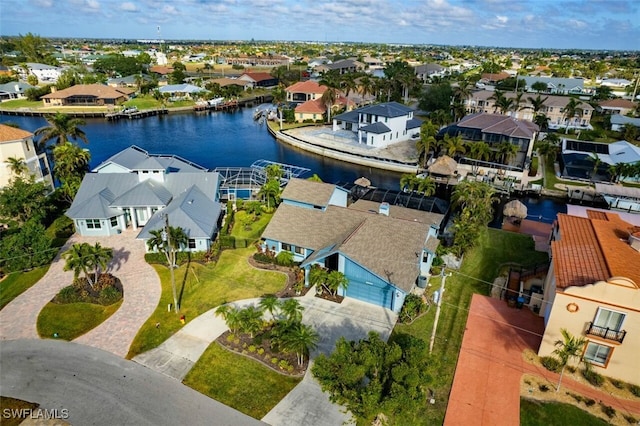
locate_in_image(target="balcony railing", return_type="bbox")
[586,322,626,343]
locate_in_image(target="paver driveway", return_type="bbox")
[0,228,161,358]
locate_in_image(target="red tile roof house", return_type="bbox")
[285,80,328,103]
[41,84,133,107]
[538,211,640,385]
[237,72,278,89]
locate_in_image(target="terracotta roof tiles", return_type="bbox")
[0,124,33,143]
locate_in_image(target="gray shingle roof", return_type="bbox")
[94,146,208,173]
[348,199,443,226]
[358,102,414,118]
[406,118,422,130]
[110,179,173,207]
[457,113,538,139]
[360,122,391,134]
[66,174,138,219]
[281,178,337,207]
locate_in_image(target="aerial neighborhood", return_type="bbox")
[0,12,640,426]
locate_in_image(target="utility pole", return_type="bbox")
[429,268,448,354]
[164,214,178,313]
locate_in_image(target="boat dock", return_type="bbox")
[105,109,168,121]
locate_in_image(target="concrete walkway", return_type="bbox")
[133,290,397,426]
[0,228,161,358]
[444,295,640,426]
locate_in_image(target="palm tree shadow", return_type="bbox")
[107,247,130,273]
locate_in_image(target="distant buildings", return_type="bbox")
[41,84,133,107]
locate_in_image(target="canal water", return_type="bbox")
[2,107,568,222]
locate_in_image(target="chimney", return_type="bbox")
[379,202,389,216]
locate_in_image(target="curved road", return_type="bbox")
[0,339,263,426]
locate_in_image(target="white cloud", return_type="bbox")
[496,15,508,24]
[567,19,588,29]
[120,2,137,12]
[86,0,100,10]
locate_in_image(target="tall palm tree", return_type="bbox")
[281,322,319,366]
[552,328,586,392]
[527,94,548,115]
[467,141,492,174]
[238,305,264,338]
[498,141,519,165]
[488,90,506,113]
[430,109,450,128]
[561,98,584,133]
[533,114,550,132]
[588,152,602,181]
[416,120,438,168]
[87,242,113,284]
[53,141,91,201]
[63,242,94,286]
[34,113,88,150]
[319,70,341,123]
[4,157,28,178]
[147,226,188,313]
[258,179,282,210]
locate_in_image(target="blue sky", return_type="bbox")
[2,0,639,50]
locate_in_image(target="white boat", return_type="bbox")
[595,183,640,213]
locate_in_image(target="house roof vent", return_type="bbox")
[379,202,390,216]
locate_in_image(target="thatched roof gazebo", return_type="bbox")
[427,155,457,176]
[503,199,528,219]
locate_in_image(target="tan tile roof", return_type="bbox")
[599,99,637,109]
[241,72,273,82]
[42,84,131,100]
[552,212,640,289]
[0,124,33,143]
[210,77,251,87]
[262,203,433,292]
[285,80,328,95]
[150,66,173,75]
[280,178,337,207]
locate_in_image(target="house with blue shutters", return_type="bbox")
[261,179,443,312]
[332,102,422,149]
[66,146,223,252]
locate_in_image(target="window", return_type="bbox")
[86,219,102,229]
[294,246,304,255]
[594,308,625,331]
[281,243,292,252]
[188,239,196,249]
[110,216,118,227]
[583,342,612,367]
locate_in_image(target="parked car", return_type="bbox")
[122,106,138,114]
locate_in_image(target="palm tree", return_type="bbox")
[488,90,506,113]
[281,322,319,366]
[467,141,491,174]
[325,270,349,296]
[215,306,242,334]
[561,98,584,133]
[552,328,586,392]
[430,109,450,128]
[533,114,550,132]
[308,264,328,289]
[498,141,519,165]
[265,164,284,181]
[238,305,264,338]
[416,176,436,196]
[588,152,602,181]
[307,174,323,182]
[87,242,113,284]
[416,121,438,168]
[259,294,281,322]
[444,133,466,158]
[527,94,548,115]
[62,242,94,286]
[319,70,341,123]
[258,179,282,210]
[280,298,304,323]
[147,226,188,313]
[4,157,28,178]
[400,173,419,192]
[34,113,88,150]
[53,141,91,201]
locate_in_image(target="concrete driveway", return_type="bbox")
[133,292,397,426]
[262,296,397,426]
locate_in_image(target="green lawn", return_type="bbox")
[0,99,43,109]
[231,211,273,242]
[123,96,163,110]
[0,267,49,310]
[520,398,608,426]
[37,300,122,340]
[127,246,287,358]
[390,228,549,425]
[183,344,301,419]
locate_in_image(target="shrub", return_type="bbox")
[226,334,236,342]
[399,294,426,324]
[275,251,294,267]
[248,345,256,352]
[278,360,290,370]
[540,356,561,372]
[609,378,625,389]
[55,285,80,304]
[539,384,550,392]
[584,398,596,407]
[46,215,74,239]
[271,357,278,364]
[257,348,265,355]
[566,365,576,374]
[98,287,121,305]
[254,253,274,264]
[219,235,236,249]
[567,392,583,403]
[629,384,640,397]
[623,414,637,424]
[599,402,616,418]
[582,368,604,387]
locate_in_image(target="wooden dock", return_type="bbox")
[105,109,168,121]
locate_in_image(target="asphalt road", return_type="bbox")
[0,339,263,426]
